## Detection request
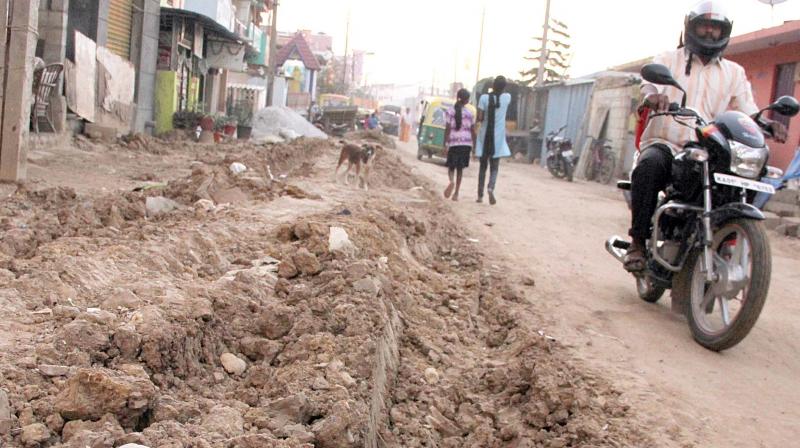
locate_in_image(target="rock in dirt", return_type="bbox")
[145,196,179,217]
[353,277,380,297]
[0,390,13,435]
[229,162,247,175]
[20,423,50,446]
[54,367,156,428]
[239,337,282,363]
[38,364,70,377]
[424,367,440,385]
[118,445,150,448]
[293,248,322,276]
[220,353,247,375]
[56,319,110,355]
[278,259,299,279]
[329,227,356,256]
[102,288,143,310]
[311,400,357,448]
[201,405,244,438]
[258,304,295,339]
[263,393,311,429]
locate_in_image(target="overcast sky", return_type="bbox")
[280,0,800,88]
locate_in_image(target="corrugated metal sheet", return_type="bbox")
[108,0,133,60]
[539,81,595,166]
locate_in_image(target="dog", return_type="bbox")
[335,142,379,190]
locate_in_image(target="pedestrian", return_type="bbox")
[443,89,476,201]
[475,76,511,204]
[367,111,380,130]
[400,107,414,142]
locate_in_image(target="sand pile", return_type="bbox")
[251,107,327,142]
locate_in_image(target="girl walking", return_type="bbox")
[443,88,476,201]
[475,76,511,204]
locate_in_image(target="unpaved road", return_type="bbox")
[397,140,800,448]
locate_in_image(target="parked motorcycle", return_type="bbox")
[586,137,617,184]
[545,125,575,181]
[606,63,800,351]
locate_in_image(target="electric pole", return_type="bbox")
[342,10,350,92]
[266,0,279,106]
[475,5,485,85]
[535,0,551,87]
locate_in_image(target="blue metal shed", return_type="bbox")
[538,79,595,166]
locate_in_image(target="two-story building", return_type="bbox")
[155,0,272,134]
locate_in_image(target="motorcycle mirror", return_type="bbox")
[641,63,687,108]
[767,95,800,117]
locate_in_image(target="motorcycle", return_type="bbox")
[586,137,617,184]
[545,125,575,181]
[605,63,800,351]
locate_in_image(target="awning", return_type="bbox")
[160,7,255,53]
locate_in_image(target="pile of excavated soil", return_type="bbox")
[0,138,651,447]
[343,130,397,150]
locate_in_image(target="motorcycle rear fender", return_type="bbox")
[708,203,765,227]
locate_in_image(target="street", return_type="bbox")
[395,139,800,448]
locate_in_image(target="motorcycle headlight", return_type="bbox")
[729,141,768,179]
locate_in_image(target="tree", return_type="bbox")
[520,18,572,86]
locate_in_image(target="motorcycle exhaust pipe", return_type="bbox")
[605,236,630,263]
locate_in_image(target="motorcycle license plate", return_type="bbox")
[714,173,776,194]
[562,150,574,158]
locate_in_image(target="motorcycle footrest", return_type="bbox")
[612,240,631,250]
[617,180,631,191]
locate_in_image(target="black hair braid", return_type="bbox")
[455,102,464,131]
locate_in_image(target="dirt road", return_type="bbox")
[397,140,800,448]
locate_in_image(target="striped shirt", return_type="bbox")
[640,48,758,156]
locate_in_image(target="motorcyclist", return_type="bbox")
[624,0,788,271]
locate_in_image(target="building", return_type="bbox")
[274,31,321,113]
[154,0,272,134]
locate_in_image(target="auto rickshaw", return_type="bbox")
[416,97,477,160]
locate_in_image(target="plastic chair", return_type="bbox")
[30,63,64,133]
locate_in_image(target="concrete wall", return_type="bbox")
[183,0,234,31]
[728,42,800,171]
[131,0,160,133]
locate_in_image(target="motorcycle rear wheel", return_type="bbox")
[686,219,770,351]
[599,154,616,184]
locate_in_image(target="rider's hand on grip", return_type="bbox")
[644,93,670,112]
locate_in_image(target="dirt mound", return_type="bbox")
[343,130,397,149]
[251,106,328,142]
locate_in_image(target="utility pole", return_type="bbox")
[475,5,485,85]
[342,10,350,92]
[265,0,279,106]
[535,0,551,87]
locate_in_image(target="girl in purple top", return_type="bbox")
[443,88,476,201]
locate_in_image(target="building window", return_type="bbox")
[772,63,796,129]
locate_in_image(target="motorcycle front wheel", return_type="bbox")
[546,156,564,178]
[686,218,770,351]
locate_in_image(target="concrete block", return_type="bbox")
[764,201,798,218]
[773,189,799,205]
[84,123,117,142]
[763,211,782,230]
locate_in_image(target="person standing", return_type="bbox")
[399,107,413,142]
[443,89,476,201]
[475,76,511,204]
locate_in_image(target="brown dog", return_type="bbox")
[335,143,379,190]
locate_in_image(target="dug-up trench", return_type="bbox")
[0,133,653,447]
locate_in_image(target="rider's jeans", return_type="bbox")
[630,144,674,243]
[478,154,500,197]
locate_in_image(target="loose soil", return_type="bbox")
[0,134,659,447]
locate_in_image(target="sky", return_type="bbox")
[279,0,800,89]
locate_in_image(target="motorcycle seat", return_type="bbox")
[617,180,631,190]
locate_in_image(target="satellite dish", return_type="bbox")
[757,0,788,4]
